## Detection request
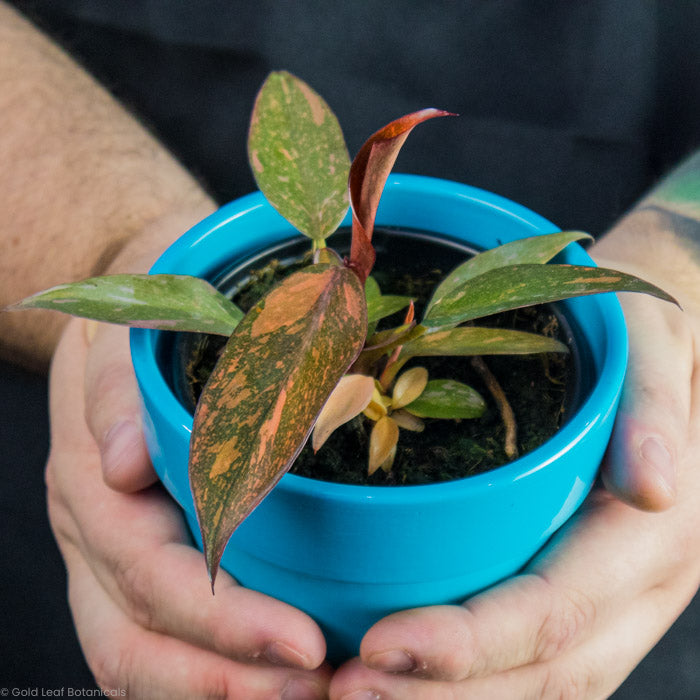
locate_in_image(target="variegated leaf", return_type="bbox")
[9,273,243,335]
[349,108,454,281]
[424,264,678,328]
[400,326,568,360]
[248,71,351,241]
[425,231,592,317]
[189,263,367,585]
[312,374,375,452]
[404,379,486,419]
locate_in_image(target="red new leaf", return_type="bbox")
[348,109,455,281]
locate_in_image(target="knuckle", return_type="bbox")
[44,454,78,546]
[534,584,595,662]
[85,359,135,429]
[538,664,591,700]
[113,552,159,632]
[88,639,133,698]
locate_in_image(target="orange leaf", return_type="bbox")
[392,366,428,409]
[368,416,400,475]
[312,374,375,452]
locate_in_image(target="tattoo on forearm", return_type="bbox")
[640,150,700,258]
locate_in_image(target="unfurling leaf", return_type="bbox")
[349,108,455,281]
[9,274,243,335]
[392,367,428,409]
[248,71,350,242]
[424,264,679,328]
[400,326,568,360]
[312,374,375,452]
[189,263,366,586]
[404,379,486,419]
[368,416,400,475]
[425,231,592,316]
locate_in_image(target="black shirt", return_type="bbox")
[10,0,700,234]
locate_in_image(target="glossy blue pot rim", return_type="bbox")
[131,174,628,507]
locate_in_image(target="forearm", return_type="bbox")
[0,2,216,369]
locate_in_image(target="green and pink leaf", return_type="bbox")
[425,231,593,316]
[400,326,568,360]
[189,263,367,585]
[8,273,243,335]
[424,264,678,328]
[248,71,351,242]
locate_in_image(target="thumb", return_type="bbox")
[601,295,690,511]
[83,319,157,492]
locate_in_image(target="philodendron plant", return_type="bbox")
[10,71,676,587]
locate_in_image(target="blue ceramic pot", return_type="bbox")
[131,174,628,661]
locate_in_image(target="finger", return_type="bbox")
[65,539,331,700]
[52,321,328,670]
[331,575,696,700]
[602,296,691,510]
[51,422,328,671]
[357,492,671,682]
[83,320,156,492]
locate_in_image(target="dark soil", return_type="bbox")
[172,230,577,486]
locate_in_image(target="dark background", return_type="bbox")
[2,1,699,695]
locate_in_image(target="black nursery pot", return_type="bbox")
[130,175,629,661]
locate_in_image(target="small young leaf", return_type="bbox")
[248,71,351,241]
[425,231,593,316]
[365,276,382,303]
[312,374,375,452]
[392,366,428,409]
[366,293,414,324]
[403,379,486,419]
[391,410,425,432]
[349,108,455,281]
[368,416,400,475]
[9,274,243,335]
[189,263,367,586]
[400,326,568,360]
[424,264,678,328]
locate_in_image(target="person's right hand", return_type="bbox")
[46,317,332,699]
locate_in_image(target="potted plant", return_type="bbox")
[10,72,675,661]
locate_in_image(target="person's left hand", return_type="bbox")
[329,227,700,699]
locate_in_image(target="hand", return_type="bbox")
[47,318,331,699]
[329,223,700,699]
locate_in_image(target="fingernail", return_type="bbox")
[265,640,310,668]
[367,648,416,673]
[102,420,141,476]
[340,691,382,700]
[640,436,676,495]
[280,677,324,700]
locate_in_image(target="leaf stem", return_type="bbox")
[470,356,519,460]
